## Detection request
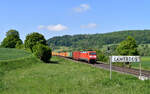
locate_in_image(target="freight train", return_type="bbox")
[52,51,97,63]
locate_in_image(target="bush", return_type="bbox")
[33,43,52,62]
[96,50,108,62]
[15,41,24,49]
[16,44,24,49]
[24,32,46,52]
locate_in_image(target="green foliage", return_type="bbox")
[47,30,150,51]
[33,43,52,62]
[96,50,108,62]
[116,36,139,55]
[6,29,19,37]
[1,30,22,48]
[15,41,24,49]
[15,44,24,49]
[138,44,150,56]
[116,36,139,68]
[24,32,46,52]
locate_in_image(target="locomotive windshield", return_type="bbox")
[90,53,96,55]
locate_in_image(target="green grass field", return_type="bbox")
[0,48,31,61]
[0,48,150,94]
[132,56,150,70]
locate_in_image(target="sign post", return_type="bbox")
[109,56,112,80]
[140,61,142,77]
[110,56,140,80]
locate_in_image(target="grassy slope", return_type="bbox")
[0,48,42,92]
[0,48,31,61]
[1,58,150,93]
[0,48,150,94]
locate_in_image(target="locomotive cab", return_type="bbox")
[88,51,97,63]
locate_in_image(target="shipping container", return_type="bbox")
[68,52,72,58]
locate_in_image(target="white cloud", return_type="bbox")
[74,4,90,13]
[38,24,68,31]
[80,23,97,29]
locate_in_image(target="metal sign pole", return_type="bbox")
[110,56,142,80]
[140,61,142,77]
[110,56,112,80]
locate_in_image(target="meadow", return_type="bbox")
[132,56,150,70]
[0,48,31,61]
[0,48,150,94]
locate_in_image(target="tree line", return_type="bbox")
[47,30,150,50]
[0,30,52,63]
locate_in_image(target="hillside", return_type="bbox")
[47,30,150,50]
[0,48,31,61]
[0,48,42,93]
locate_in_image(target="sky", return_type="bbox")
[0,0,150,42]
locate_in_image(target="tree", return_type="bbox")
[24,32,46,52]
[1,30,22,48]
[33,43,52,62]
[16,41,24,49]
[6,29,19,37]
[117,36,139,55]
[116,36,139,68]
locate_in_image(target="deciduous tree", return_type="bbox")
[24,32,46,52]
[1,30,22,48]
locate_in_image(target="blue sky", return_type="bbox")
[0,0,150,42]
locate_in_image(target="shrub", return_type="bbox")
[24,32,46,52]
[33,43,52,62]
[15,41,24,49]
[96,50,108,62]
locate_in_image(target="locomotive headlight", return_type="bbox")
[93,56,96,58]
[89,56,96,58]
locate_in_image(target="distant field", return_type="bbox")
[0,48,31,61]
[132,56,150,70]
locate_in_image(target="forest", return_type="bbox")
[47,30,150,56]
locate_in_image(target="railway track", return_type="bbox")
[60,56,150,79]
[94,62,150,78]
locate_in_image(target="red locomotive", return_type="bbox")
[73,51,97,63]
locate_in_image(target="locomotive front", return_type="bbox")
[88,51,97,63]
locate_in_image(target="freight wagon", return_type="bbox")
[53,51,97,63]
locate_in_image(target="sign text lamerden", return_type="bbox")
[111,56,140,62]
[109,56,141,80]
